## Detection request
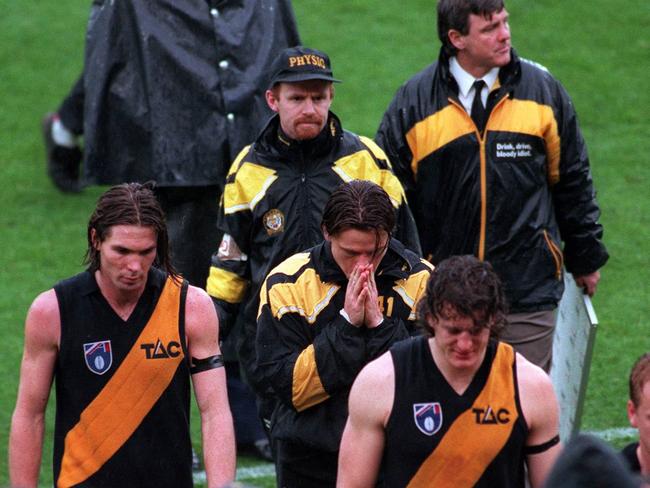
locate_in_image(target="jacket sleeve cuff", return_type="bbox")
[339,308,384,328]
[339,308,352,323]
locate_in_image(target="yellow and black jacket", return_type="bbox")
[256,238,432,452]
[376,49,608,312]
[207,112,420,389]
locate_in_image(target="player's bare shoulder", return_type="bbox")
[185,283,215,314]
[350,350,396,424]
[25,288,61,347]
[515,352,559,427]
[184,283,220,345]
[516,352,553,390]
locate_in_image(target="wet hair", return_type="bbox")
[321,180,395,254]
[417,255,508,338]
[629,352,650,407]
[437,0,506,56]
[84,182,178,279]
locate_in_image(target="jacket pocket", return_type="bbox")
[542,229,563,280]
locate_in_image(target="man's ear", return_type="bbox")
[426,312,437,327]
[322,226,331,242]
[425,313,439,336]
[448,29,466,51]
[90,228,100,250]
[627,399,638,428]
[266,88,279,112]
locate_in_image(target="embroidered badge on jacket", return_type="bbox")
[263,208,285,236]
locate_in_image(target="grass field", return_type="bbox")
[1,0,649,486]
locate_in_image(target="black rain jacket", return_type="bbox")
[207,112,421,389]
[82,0,300,186]
[376,48,609,312]
[257,239,432,452]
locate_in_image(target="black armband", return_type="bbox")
[524,434,560,454]
[190,354,224,374]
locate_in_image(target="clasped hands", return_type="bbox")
[344,263,383,329]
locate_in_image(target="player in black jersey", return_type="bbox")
[9,183,235,487]
[338,255,562,488]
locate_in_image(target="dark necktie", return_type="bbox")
[470,79,487,133]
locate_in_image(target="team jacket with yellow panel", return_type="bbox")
[256,238,432,452]
[207,112,420,389]
[375,48,608,313]
[52,268,192,488]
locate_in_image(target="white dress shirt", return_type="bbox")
[449,56,499,114]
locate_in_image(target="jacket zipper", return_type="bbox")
[448,94,509,261]
[542,229,563,280]
[299,150,309,248]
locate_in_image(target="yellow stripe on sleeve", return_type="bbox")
[268,268,340,324]
[332,150,404,207]
[292,344,330,411]
[393,266,433,321]
[405,105,474,177]
[223,162,278,214]
[358,135,391,164]
[225,144,252,177]
[257,253,311,320]
[206,266,248,303]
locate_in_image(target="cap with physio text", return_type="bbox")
[269,46,341,86]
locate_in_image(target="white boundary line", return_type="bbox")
[192,428,639,483]
[236,464,276,480]
[193,463,276,483]
[586,427,638,442]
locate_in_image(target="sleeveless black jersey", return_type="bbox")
[52,268,192,488]
[381,337,528,488]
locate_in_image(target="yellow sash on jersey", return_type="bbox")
[407,343,518,488]
[57,277,184,488]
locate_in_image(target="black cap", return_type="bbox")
[269,46,341,86]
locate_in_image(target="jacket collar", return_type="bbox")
[313,238,414,284]
[256,111,344,161]
[437,47,521,99]
[449,56,500,96]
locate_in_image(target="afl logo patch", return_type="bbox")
[83,340,113,375]
[413,402,443,436]
[263,209,285,236]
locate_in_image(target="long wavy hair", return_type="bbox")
[84,182,178,280]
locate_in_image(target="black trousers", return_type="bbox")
[275,439,338,488]
[56,1,103,136]
[154,185,222,288]
[58,75,85,136]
